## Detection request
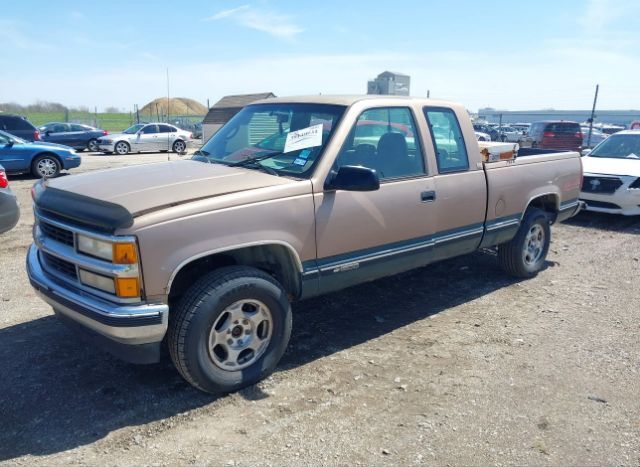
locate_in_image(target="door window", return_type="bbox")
[70,124,86,131]
[51,123,68,133]
[141,124,158,134]
[335,107,425,180]
[424,107,469,173]
[158,124,175,133]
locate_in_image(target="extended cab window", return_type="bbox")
[336,107,425,180]
[424,107,469,173]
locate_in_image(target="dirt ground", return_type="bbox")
[1,152,638,466]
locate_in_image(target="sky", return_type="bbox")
[1,0,639,112]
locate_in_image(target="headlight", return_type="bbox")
[77,235,138,264]
[77,235,113,260]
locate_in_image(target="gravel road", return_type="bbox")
[1,152,638,466]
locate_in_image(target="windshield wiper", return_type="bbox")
[229,151,283,176]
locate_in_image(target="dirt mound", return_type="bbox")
[139,97,207,116]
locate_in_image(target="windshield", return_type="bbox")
[195,103,346,178]
[589,134,640,159]
[123,124,144,134]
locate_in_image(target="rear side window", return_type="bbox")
[70,124,86,131]
[158,124,176,133]
[424,107,469,173]
[1,116,33,131]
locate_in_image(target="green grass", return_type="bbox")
[24,112,135,132]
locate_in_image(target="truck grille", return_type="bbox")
[42,252,78,280]
[40,221,74,247]
[582,176,623,194]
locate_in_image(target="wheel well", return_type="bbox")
[168,244,301,304]
[527,194,558,222]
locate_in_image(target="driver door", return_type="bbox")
[313,107,437,294]
[133,124,159,152]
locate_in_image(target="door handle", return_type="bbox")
[421,190,436,202]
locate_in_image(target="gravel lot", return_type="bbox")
[1,152,639,466]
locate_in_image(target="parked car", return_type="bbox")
[473,123,500,141]
[97,123,192,155]
[27,95,582,394]
[475,131,491,141]
[580,126,608,148]
[580,130,640,215]
[0,164,19,234]
[0,114,41,141]
[39,122,108,152]
[0,130,81,178]
[529,121,583,151]
[495,126,524,143]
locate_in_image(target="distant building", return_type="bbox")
[478,108,640,127]
[202,92,275,141]
[367,71,410,96]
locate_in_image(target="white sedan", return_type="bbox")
[97,123,192,155]
[580,130,640,216]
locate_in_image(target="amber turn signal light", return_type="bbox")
[115,277,140,298]
[113,243,137,264]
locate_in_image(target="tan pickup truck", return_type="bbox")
[27,96,583,393]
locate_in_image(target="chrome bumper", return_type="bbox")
[27,244,168,347]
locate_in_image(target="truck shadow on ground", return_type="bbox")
[565,211,640,234]
[0,251,519,461]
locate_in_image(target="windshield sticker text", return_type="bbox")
[284,124,323,153]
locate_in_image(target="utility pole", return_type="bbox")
[166,68,170,123]
[587,84,599,149]
[427,90,430,99]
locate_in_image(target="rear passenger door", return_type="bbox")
[423,107,487,261]
[158,124,176,151]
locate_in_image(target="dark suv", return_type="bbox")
[529,121,582,151]
[0,114,41,141]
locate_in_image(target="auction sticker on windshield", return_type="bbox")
[284,124,323,153]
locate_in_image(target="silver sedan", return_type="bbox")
[97,123,192,155]
[0,164,19,235]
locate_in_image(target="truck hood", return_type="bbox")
[44,160,293,216]
[583,156,640,177]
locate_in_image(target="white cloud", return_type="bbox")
[578,0,640,32]
[205,4,303,40]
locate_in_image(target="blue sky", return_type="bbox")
[1,0,638,112]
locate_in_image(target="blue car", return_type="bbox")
[0,130,81,178]
[39,122,109,152]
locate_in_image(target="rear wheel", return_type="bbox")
[31,154,61,178]
[114,141,130,155]
[168,266,292,394]
[172,139,186,153]
[87,138,99,152]
[498,208,550,278]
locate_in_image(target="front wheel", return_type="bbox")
[498,208,550,278]
[168,266,292,394]
[114,141,130,155]
[31,154,61,178]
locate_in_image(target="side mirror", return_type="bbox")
[581,149,592,157]
[44,131,51,137]
[325,165,380,192]
[5,140,14,147]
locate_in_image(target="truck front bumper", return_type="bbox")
[26,244,168,363]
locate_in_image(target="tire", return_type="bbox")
[87,138,99,152]
[114,141,130,155]
[31,154,61,178]
[172,139,186,153]
[498,208,550,278]
[168,266,292,394]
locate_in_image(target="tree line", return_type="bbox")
[0,101,121,114]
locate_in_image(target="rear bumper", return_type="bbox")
[26,244,168,363]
